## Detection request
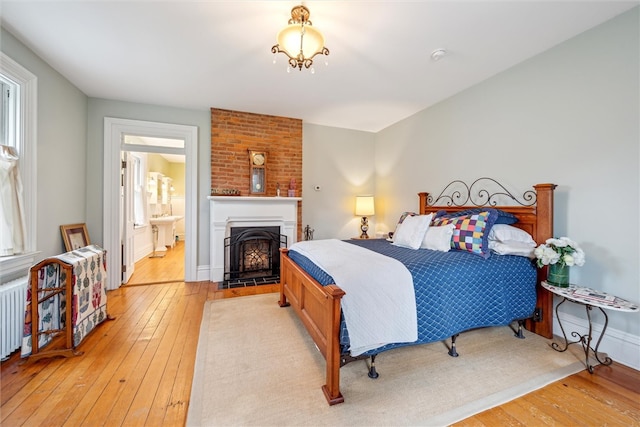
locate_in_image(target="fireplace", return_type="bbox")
[208,196,301,284]
[223,226,287,287]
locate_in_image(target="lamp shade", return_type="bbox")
[277,23,325,60]
[355,196,375,216]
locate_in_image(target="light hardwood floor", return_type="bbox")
[2,281,639,426]
[126,240,185,285]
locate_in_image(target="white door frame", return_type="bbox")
[104,117,198,290]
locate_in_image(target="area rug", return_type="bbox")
[187,293,584,426]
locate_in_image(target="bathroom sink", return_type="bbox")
[150,215,183,225]
[149,216,183,251]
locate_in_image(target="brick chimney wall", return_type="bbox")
[210,108,303,239]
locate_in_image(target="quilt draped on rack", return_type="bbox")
[21,244,108,357]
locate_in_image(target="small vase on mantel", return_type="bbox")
[548,263,570,288]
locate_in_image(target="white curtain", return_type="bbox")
[0,144,26,256]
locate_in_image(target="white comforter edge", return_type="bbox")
[289,239,417,356]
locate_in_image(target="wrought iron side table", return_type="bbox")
[542,281,639,373]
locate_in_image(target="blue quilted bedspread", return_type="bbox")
[287,239,537,356]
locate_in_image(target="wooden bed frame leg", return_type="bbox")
[322,385,344,406]
[322,347,344,405]
[278,276,290,307]
[278,292,290,308]
[322,285,345,405]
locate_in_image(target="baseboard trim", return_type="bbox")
[554,311,640,370]
[134,243,154,263]
[196,265,210,283]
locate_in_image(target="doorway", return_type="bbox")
[124,142,186,285]
[103,118,198,291]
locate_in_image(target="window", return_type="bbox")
[0,52,37,281]
[0,76,18,146]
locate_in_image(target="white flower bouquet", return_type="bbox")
[534,237,585,268]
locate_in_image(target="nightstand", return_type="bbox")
[542,281,639,373]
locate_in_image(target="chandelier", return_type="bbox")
[271,5,329,72]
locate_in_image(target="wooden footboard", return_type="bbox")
[278,248,345,405]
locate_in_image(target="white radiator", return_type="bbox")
[1,275,28,360]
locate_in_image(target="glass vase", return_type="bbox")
[548,263,570,288]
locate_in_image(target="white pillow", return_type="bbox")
[392,214,432,250]
[390,222,402,241]
[421,224,455,252]
[488,224,536,246]
[489,240,536,258]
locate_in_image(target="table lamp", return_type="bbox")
[355,195,375,239]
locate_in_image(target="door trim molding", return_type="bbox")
[103,117,198,290]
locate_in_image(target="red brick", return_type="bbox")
[211,108,303,239]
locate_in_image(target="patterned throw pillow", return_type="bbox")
[431,209,498,258]
[435,207,517,225]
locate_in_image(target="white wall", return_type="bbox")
[0,28,88,258]
[374,8,639,364]
[133,226,153,262]
[302,124,376,240]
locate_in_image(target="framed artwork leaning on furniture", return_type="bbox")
[60,223,91,251]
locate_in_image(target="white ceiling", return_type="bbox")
[1,1,637,132]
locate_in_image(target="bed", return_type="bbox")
[278,178,556,405]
